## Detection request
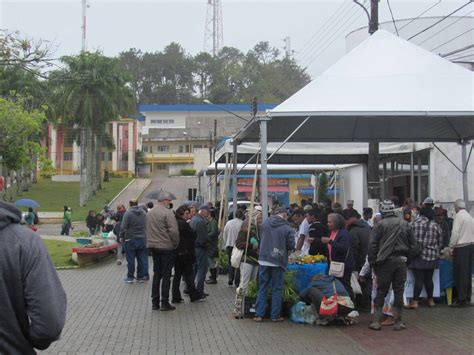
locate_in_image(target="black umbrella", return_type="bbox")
[146,190,177,201]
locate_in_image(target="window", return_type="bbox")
[156,145,169,153]
[125,130,129,139]
[150,119,174,125]
[142,146,148,153]
[156,163,168,170]
[179,145,184,153]
[193,144,203,150]
[63,152,73,161]
[101,152,113,161]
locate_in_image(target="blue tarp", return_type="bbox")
[287,263,328,293]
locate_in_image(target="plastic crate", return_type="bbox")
[76,238,92,245]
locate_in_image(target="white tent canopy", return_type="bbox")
[234,30,474,143]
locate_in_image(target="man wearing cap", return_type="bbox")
[423,197,435,209]
[190,204,211,298]
[120,199,148,284]
[146,193,179,311]
[254,207,295,322]
[449,199,474,307]
[368,200,418,331]
[342,200,359,220]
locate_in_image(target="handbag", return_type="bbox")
[319,282,338,318]
[329,246,350,278]
[230,246,244,268]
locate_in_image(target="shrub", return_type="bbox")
[181,169,196,176]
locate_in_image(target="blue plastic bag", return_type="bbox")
[290,302,316,324]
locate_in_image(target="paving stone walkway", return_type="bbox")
[43,259,473,355]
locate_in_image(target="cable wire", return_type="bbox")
[297,1,349,58]
[398,0,443,32]
[387,0,399,36]
[407,1,473,40]
[297,1,358,64]
[430,27,474,52]
[417,9,474,46]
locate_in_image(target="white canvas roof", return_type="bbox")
[234,30,474,143]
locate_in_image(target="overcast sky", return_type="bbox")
[0,0,468,77]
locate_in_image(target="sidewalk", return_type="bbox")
[109,178,151,210]
[44,260,473,354]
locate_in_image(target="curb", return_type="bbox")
[136,179,152,200]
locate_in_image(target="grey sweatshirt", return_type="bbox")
[120,206,147,240]
[0,201,67,354]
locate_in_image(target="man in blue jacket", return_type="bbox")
[254,207,295,322]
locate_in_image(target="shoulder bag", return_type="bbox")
[230,246,244,268]
[328,246,350,278]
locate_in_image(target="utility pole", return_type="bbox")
[81,0,88,52]
[367,0,380,200]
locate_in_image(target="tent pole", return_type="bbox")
[410,151,415,201]
[461,142,470,210]
[259,117,269,219]
[232,141,238,216]
[417,156,422,204]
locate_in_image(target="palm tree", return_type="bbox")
[51,51,134,206]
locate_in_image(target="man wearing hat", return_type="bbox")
[449,199,474,307]
[368,200,418,331]
[423,197,435,209]
[190,204,211,299]
[342,199,359,220]
[146,193,179,311]
[254,207,295,322]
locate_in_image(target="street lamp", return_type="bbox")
[203,99,249,122]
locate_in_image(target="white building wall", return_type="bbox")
[50,127,57,168]
[193,148,211,172]
[430,143,474,207]
[340,164,367,213]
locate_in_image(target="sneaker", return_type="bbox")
[190,295,207,302]
[152,304,160,310]
[141,275,150,281]
[123,277,134,283]
[205,279,217,284]
[172,298,184,304]
[137,278,145,283]
[160,303,176,311]
[116,260,122,265]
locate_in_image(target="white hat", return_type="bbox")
[380,200,395,213]
[454,199,466,209]
[303,205,313,212]
[347,200,354,205]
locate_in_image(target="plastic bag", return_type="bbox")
[351,271,362,295]
[290,302,316,324]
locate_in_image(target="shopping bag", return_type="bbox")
[351,271,362,295]
[230,246,244,268]
[319,295,338,317]
[290,302,316,324]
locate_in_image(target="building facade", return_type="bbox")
[139,104,276,176]
[46,117,142,176]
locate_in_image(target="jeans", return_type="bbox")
[124,238,147,279]
[172,254,199,301]
[227,246,241,286]
[195,247,209,296]
[255,265,284,320]
[150,249,176,306]
[374,257,407,308]
[412,268,435,300]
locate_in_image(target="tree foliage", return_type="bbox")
[317,172,329,203]
[119,41,311,104]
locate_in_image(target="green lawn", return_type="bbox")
[10,177,132,221]
[43,239,78,268]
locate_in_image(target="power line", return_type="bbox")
[441,44,474,57]
[449,51,474,61]
[407,1,473,41]
[417,9,474,46]
[302,2,367,68]
[430,28,474,52]
[398,0,443,32]
[387,0,399,36]
[297,1,357,63]
[297,1,350,58]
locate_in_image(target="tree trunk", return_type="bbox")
[87,128,95,198]
[79,127,88,206]
[96,134,102,190]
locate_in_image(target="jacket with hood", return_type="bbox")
[258,215,295,269]
[146,204,179,250]
[348,219,372,272]
[0,201,67,355]
[119,206,146,240]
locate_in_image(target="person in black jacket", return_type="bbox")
[308,210,329,257]
[368,200,418,331]
[348,213,372,311]
[172,205,204,303]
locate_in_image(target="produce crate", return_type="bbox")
[76,238,92,245]
[243,297,257,318]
